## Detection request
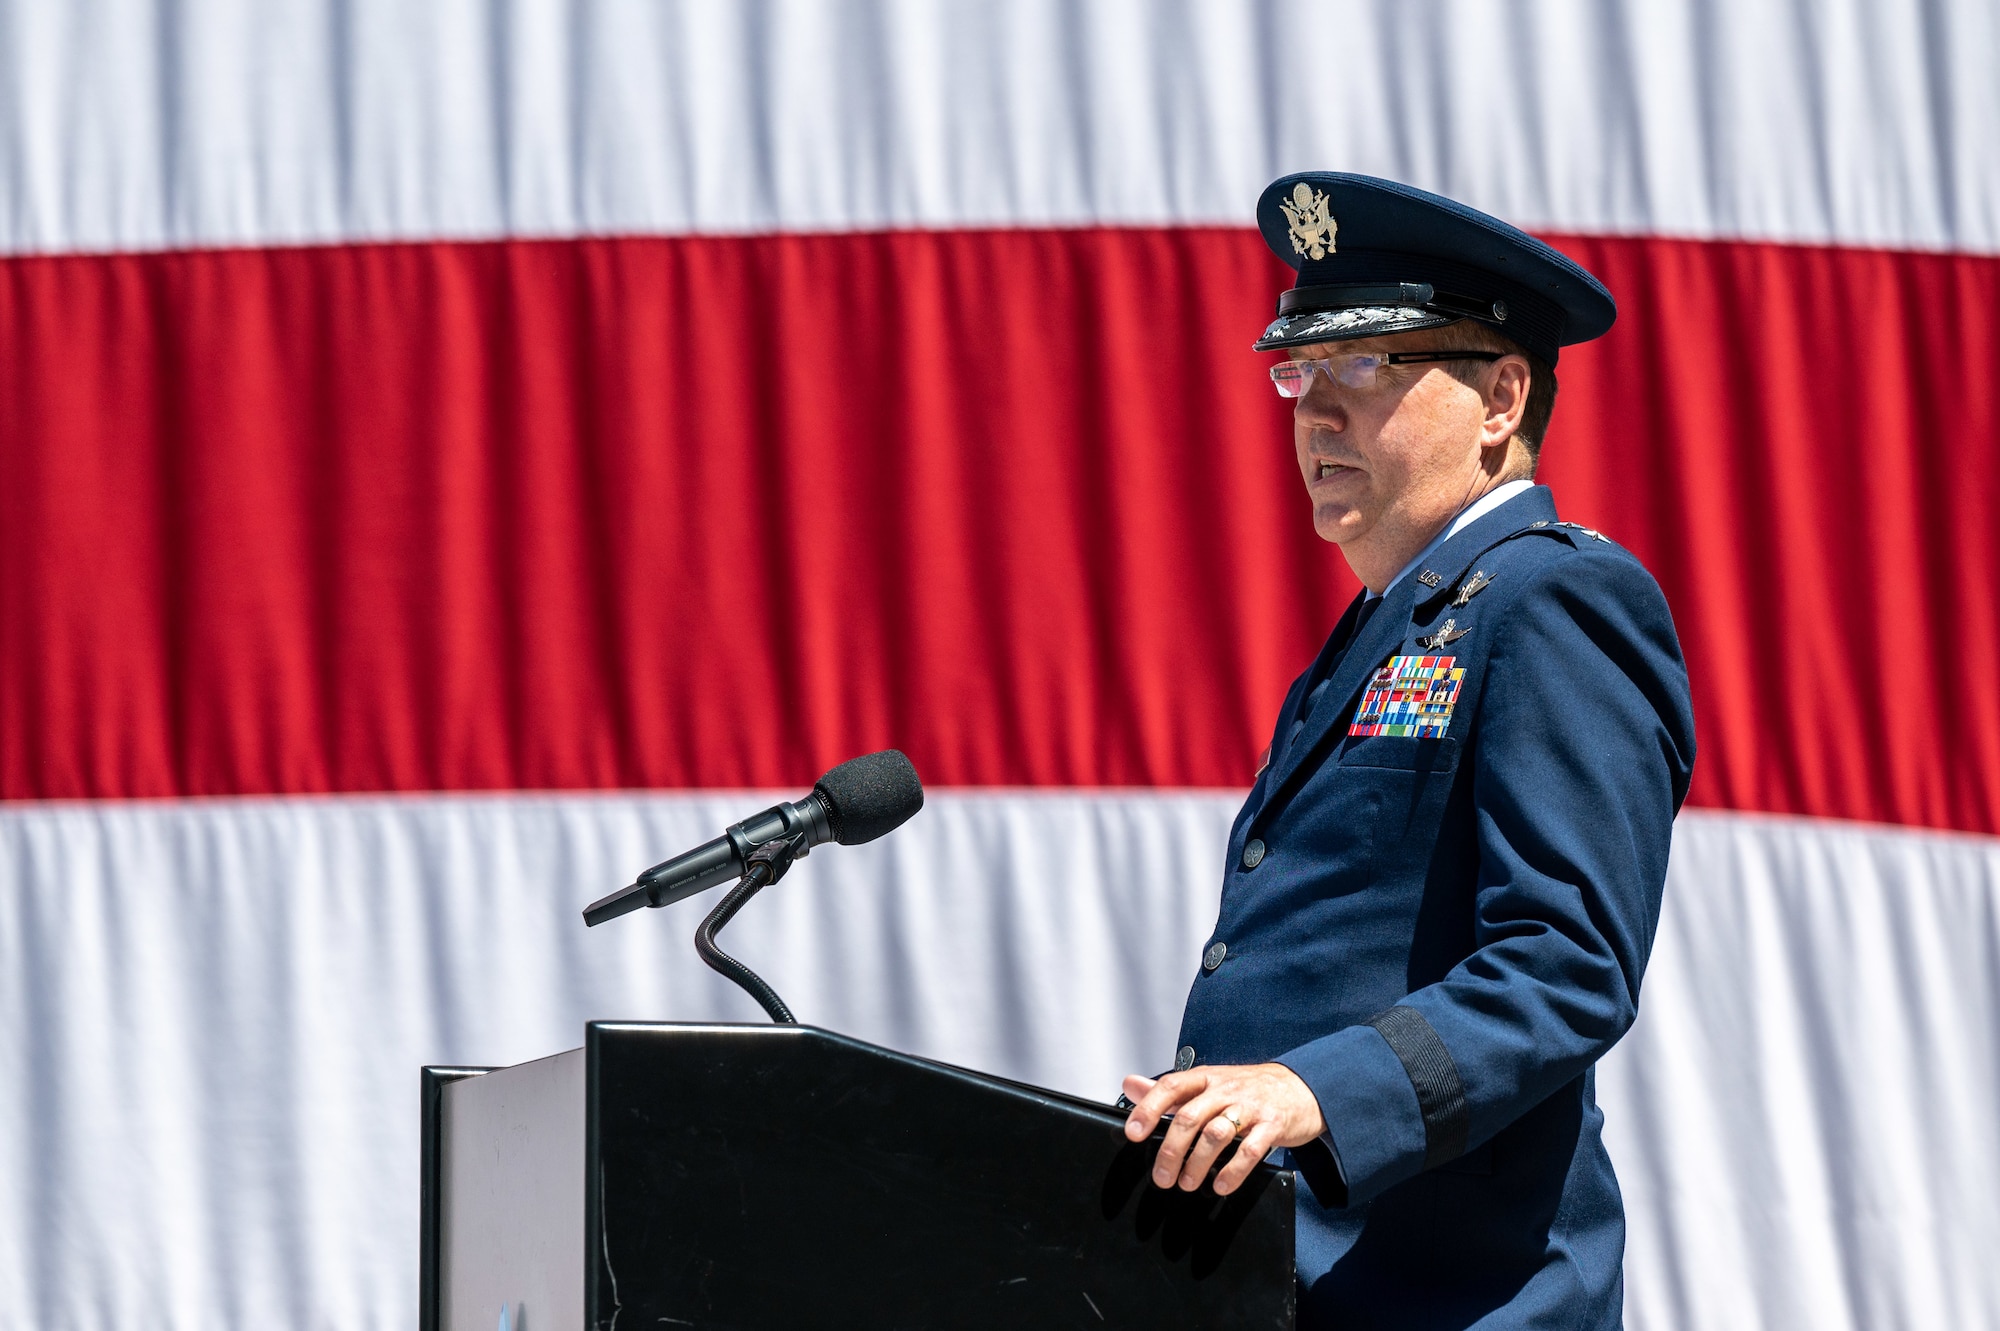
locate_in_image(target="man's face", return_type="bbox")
[1288,333,1504,554]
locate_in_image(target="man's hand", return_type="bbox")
[1121,1062,1327,1196]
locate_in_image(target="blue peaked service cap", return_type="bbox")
[1253,172,1616,366]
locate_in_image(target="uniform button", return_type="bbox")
[1240,838,1266,869]
[1175,1045,1197,1072]
[1202,941,1228,972]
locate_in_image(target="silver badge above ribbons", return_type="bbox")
[1417,619,1470,651]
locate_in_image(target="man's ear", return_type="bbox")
[1481,356,1531,451]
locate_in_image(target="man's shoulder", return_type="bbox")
[1441,512,1695,805]
[1461,517,1691,730]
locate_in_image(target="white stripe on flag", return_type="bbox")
[1,795,1996,1329]
[2,0,1996,256]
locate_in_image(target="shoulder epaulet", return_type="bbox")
[1518,518,1612,543]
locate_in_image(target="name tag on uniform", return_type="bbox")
[1349,655,1465,739]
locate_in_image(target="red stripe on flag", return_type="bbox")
[1551,234,2000,839]
[2,229,1996,834]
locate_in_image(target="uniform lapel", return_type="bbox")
[1406,485,1560,613]
[1275,590,1371,738]
[1255,485,1560,816]
[1260,574,1419,801]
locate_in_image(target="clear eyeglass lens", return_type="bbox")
[1270,355,1386,398]
[1332,355,1386,389]
[1270,362,1313,398]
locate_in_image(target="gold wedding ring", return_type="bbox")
[1222,1108,1244,1136]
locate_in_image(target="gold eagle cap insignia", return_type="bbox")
[1280,182,1338,261]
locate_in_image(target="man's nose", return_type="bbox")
[1295,379,1347,428]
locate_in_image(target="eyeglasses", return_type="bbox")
[1269,351,1504,398]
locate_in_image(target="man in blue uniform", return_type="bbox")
[1121,174,1696,1328]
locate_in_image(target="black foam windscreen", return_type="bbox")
[813,750,924,846]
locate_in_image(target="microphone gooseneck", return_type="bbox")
[692,835,804,1024]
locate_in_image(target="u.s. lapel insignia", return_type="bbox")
[1349,655,1465,738]
[1452,570,1494,607]
[1416,569,1443,588]
[1280,183,1338,260]
[1417,618,1469,650]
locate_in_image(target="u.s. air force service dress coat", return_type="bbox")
[1176,484,1696,1329]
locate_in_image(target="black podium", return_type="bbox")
[422,1022,1294,1330]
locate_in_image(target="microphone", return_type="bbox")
[581,749,924,927]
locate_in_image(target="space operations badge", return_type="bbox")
[1349,655,1464,738]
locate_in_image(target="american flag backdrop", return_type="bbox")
[2,3,1999,1327]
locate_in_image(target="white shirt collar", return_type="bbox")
[1372,478,1536,600]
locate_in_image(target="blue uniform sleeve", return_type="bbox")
[1276,549,1695,1203]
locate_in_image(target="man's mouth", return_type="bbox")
[1313,460,1355,480]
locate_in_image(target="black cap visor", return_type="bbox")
[1253,280,1519,353]
[1254,304,1456,352]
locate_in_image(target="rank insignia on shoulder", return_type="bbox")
[1452,570,1494,606]
[1557,521,1611,542]
[1417,618,1469,650]
[1349,655,1465,738]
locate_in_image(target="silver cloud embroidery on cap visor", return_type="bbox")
[1262,305,1441,340]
